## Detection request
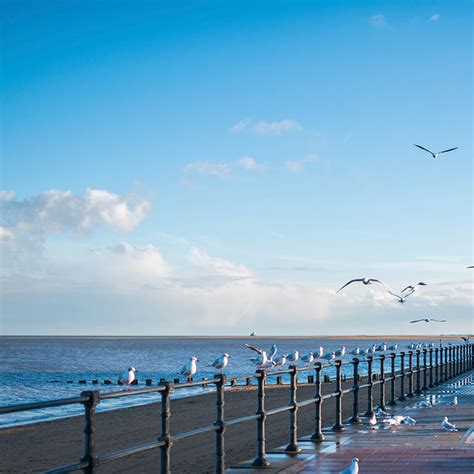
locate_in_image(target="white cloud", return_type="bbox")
[183,156,264,180]
[370,14,387,29]
[2,240,472,334]
[183,161,233,179]
[429,14,440,22]
[230,118,303,135]
[0,190,15,202]
[1,188,150,236]
[0,226,15,243]
[0,188,151,273]
[236,156,264,172]
[187,246,253,277]
[285,154,319,174]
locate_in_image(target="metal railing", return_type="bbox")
[1,343,472,473]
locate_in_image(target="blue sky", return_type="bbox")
[1,1,472,335]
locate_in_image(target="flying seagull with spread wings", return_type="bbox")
[467,266,474,269]
[410,318,446,323]
[336,278,391,294]
[413,144,458,159]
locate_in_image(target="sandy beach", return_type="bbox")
[1,377,397,473]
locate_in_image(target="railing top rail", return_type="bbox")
[0,395,89,415]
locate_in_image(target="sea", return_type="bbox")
[0,336,458,428]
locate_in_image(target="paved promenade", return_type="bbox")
[228,372,474,473]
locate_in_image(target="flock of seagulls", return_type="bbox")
[335,277,429,306]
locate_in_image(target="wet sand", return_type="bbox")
[1,377,400,473]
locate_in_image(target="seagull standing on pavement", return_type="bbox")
[369,413,377,430]
[336,278,391,294]
[441,416,458,431]
[447,396,458,410]
[339,457,360,474]
[413,144,458,159]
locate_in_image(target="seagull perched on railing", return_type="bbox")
[273,354,287,368]
[413,144,458,159]
[287,351,300,364]
[300,353,315,366]
[335,278,391,294]
[335,346,346,359]
[388,343,398,351]
[375,342,387,353]
[350,347,361,357]
[211,353,231,373]
[119,367,136,390]
[339,457,360,474]
[179,357,198,380]
[410,318,446,324]
[322,351,336,364]
[245,343,277,369]
[313,346,324,360]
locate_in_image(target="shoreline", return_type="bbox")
[1,334,469,340]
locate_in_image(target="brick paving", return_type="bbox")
[228,373,474,473]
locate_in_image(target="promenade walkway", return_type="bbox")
[228,372,474,473]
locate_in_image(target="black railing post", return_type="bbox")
[311,362,324,441]
[365,356,374,416]
[160,382,173,474]
[458,345,462,374]
[388,353,396,406]
[434,348,440,385]
[422,349,428,391]
[448,347,452,379]
[285,365,301,453]
[215,374,226,474]
[428,349,434,388]
[461,344,466,372]
[379,355,386,410]
[332,360,344,431]
[415,350,422,395]
[252,370,269,467]
[444,347,449,382]
[407,351,414,397]
[81,390,100,474]
[399,352,406,401]
[350,358,361,422]
[440,347,445,382]
[456,345,461,375]
[453,345,458,375]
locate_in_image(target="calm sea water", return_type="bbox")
[0,336,454,428]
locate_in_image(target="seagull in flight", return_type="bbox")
[336,278,391,294]
[414,144,458,159]
[467,266,474,269]
[401,282,427,296]
[410,318,446,324]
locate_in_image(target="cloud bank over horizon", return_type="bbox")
[1,188,471,336]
